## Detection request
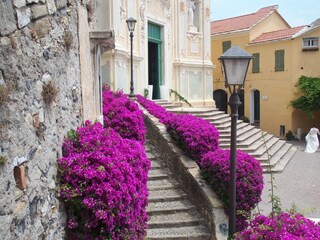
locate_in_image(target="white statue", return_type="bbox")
[188,0,195,26]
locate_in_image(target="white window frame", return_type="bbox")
[302,37,319,50]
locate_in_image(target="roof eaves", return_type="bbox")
[211,5,291,35]
[249,10,276,30]
[250,10,291,32]
[210,12,256,24]
[211,28,250,37]
[293,25,320,38]
[249,36,292,45]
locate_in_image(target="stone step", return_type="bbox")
[147,200,197,216]
[148,210,203,229]
[218,122,249,135]
[238,132,272,152]
[232,129,263,152]
[150,161,162,169]
[262,146,297,173]
[146,138,211,238]
[148,178,179,191]
[153,100,175,106]
[147,152,161,161]
[216,120,246,131]
[259,142,291,164]
[167,105,182,109]
[249,136,279,157]
[219,130,263,150]
[148,188,187,203]
[153,99,172,103]
[168,108,216,115]
[200,114,230,122]
[159,102,176,106]
[146,225,211,240]
[209,118,232,127]
[145,145,153,153]
[235,126,260,140]
[257,139,286,162]
[148,169,170,181]
[236,130,265,147]
[192,110,227,118]
[219,126,260,145]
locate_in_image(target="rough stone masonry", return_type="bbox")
[0,0,86,239]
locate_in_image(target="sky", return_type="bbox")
[210,0,320,27]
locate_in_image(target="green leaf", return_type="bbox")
[289,76,320,118]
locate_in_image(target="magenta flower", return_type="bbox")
[199,149,264,231]
[237,212,320,239]
[103,87,146,144]
[59,121,150,239]
[137,95,264,232]
[136,95,219,160]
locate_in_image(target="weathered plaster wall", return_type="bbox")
[0,0,84,239]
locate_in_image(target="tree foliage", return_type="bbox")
[290,76,320,118]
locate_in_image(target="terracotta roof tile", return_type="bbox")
[250,26,305,44]
[211,5,278,35]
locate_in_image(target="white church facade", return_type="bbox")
[89,0,213,106]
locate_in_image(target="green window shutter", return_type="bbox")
[222,41,231,53]
[252,53,260,73]
[275,50,284,71]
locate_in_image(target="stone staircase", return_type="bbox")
[154,100,297,173]
[145,140,211,240]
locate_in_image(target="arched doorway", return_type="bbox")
[213,89,228,113]
[250,89,260,126]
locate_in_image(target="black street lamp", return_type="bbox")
[126,17,137,97]
[218,46,253,239]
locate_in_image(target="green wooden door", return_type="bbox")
[148,23,162,99]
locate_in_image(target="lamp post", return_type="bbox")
[218,46,253,239]
[126,17,137,97]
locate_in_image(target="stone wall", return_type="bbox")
[0,0,85,239]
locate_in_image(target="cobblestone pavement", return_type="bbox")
[256,140,320,219]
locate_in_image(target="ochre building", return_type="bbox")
[211,5,320,137]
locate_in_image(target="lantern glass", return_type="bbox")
[126,18,136,32]
[222,58,251,86]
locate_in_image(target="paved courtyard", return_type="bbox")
[256,140,320,219]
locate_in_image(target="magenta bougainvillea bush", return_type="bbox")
[166,113,219,160]
[136,94,173,124]
[136,95,219,160]
[137,95,263,230]
[59,122,150,239]
[199,149,264,232]
[236,212,320,239]
[137,94,320,238]
[103,87,146,144]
